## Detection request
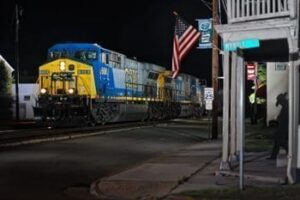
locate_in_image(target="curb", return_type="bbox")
[216,170,286,184]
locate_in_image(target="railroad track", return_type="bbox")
[0,121,165,148]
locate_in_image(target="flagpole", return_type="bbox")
[211,0,219,139]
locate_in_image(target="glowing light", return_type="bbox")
[41,88,47,94]
[68,88,75,94]
[59,61,66,71]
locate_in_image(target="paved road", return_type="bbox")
[0,120,208,200]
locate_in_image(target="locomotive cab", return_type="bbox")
[34,49,98,126]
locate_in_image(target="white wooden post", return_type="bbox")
[220,51,231,170]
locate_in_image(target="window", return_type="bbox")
[48,51,62,60]
[24,95,30,101]
[75,51,86,61]
[75,50,97,61]
[109,53,121,68]
[102,53,108,64]
[148,72,159,80]
[86,51,97,59]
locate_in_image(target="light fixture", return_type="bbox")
[40,88,47,94]
[59,61,66,71]
[68,64,75,71]
[68,88,75,94]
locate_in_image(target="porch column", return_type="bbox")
[288,59,300,183]
[236,52,245,189]
[230,52,238,161]
[220,51,230,170]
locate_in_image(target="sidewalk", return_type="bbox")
[90,137,286,200]
[170,152,286,197]
[90,140,221,199]
[88,117,287,199]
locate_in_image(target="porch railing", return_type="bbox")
[227,0,296,23]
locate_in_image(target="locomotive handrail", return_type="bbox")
[123,81,195,103]
[125,82,162,101]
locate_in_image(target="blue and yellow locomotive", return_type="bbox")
[34,43,204,126]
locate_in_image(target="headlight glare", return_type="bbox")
[41,88,47,94]
[68,88,75,94]
[59,61,66,71]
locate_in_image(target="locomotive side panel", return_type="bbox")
[99,49,126,99]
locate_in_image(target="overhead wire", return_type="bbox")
[200,0,212,11]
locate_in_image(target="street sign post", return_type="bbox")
[204,87,214,139]
[223,39,260,52]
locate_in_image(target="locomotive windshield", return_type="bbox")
[74,50,97,61]
[48,51,68,60]
[47,50,97,62]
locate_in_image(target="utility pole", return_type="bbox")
[15,4,20,121]
[211,0,219,139]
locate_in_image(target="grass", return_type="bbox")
[169,121,292,200]
[245,134,273,152]
[175,185,300,200]
[244,121,274,152]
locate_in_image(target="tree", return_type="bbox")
[0,61,12,120]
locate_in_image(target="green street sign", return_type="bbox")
[223,39,260,51]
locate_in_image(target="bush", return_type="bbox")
[0,95,12,120]
[0,60,12,120]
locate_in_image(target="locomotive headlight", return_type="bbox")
[68,88,75,94]
[40,88,47,94]
[59,61,66,71]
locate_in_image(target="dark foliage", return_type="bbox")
[0,61,12,120]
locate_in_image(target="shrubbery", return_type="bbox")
[0,61,12,120]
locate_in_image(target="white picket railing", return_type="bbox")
[227,0,296,23]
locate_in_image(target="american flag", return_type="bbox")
[172,15,201,79]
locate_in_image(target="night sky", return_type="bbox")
[0,0,213,83]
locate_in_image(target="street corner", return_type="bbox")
[89,162,203,199]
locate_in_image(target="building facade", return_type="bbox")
[216,0,300,183]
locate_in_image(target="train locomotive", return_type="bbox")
[34,43,204,126]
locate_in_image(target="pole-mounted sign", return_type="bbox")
[196,19,212,49]
[204,87,214,110]
[223,39,260,52]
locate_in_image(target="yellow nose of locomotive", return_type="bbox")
[38,59,97,98]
